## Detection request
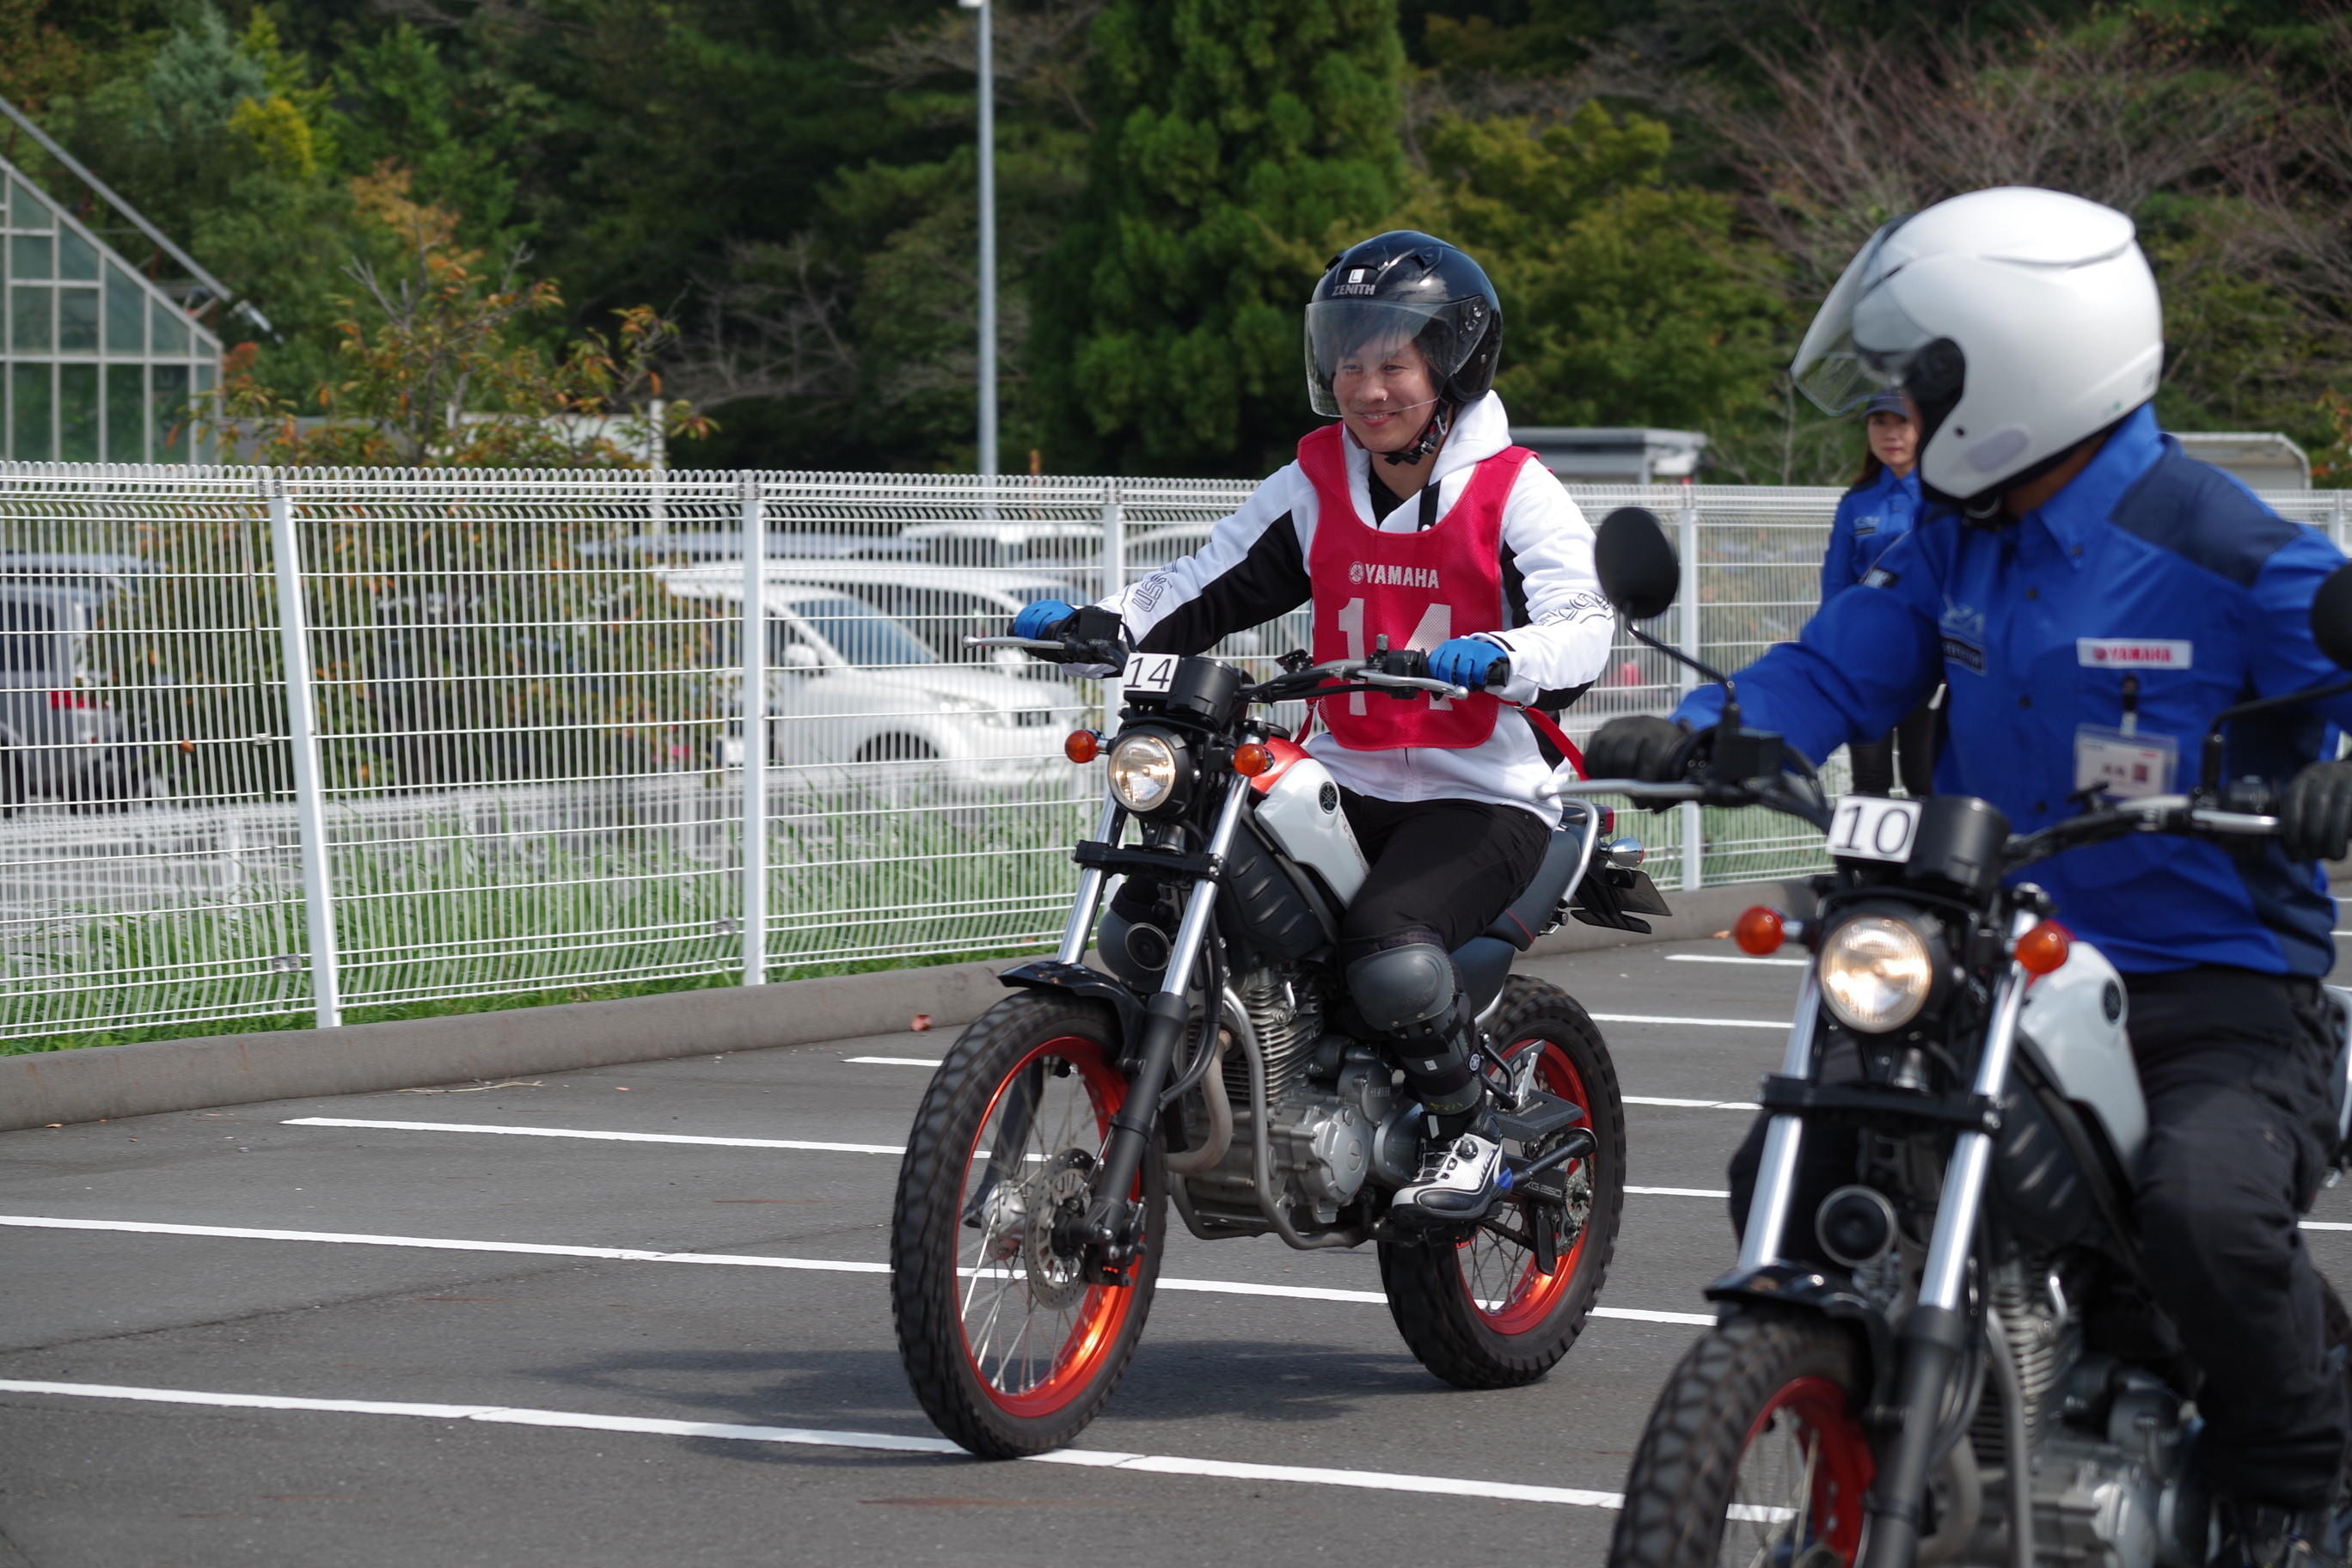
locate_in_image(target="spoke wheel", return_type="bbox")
[1609,1312,1876,1568]
[1378,976,1626,1388]
[891,992,1164,1457]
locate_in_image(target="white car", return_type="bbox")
[695,560,1092,677]
[656,572,1092,792]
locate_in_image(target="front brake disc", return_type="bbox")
[1024,1149,1096,1311]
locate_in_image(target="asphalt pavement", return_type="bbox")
[8,928,2352,1568]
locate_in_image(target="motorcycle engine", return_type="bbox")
[1182,968,1400,1228]
[1962,1255,2205,1568]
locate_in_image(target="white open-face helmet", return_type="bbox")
[1791,187,2163,512]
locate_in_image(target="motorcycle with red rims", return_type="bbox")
[887,613,1665,1457]
[1580,506,2352,1568]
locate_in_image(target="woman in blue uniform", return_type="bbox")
[1821,389,1935,795]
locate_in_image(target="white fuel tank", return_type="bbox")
[1250,747,1368,905]
[2016,939,2147,1167]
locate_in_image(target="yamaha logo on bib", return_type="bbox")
[1346,562,1440,590]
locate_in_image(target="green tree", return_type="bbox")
[1034,0,1409,475]
[203,164,708,469]
[1400,104,1788,447]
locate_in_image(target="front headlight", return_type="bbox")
[1107,732,1185,813]
[1819,916,1934,1033]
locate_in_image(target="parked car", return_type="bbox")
[0,585,155,812]
[654,573,1092,791]
[667,560,1090,677]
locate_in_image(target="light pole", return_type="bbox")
[959,0,997,481]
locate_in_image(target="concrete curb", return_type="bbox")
[2,877,1810,1132]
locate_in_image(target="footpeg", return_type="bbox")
[1492,1093,1586,1146]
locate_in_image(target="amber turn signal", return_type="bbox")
[1734,906,1786,955]
[1232,742,1273,777]
[1064,730,1100,764]
[2016,920,2072,976]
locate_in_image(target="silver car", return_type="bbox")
[0,585,147,812]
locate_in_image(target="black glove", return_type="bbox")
[2280,759,2352,863]
[1584,715,1700,786]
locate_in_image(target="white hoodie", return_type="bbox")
[1100,393,1615,822]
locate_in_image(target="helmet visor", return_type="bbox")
[1305,297,1479,418]
[1790,217,1940,414]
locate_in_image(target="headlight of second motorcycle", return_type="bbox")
[1106,731,1191,814]
[1819,914,1939,1033]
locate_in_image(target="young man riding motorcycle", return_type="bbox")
[1586,187,2352,1568]
[1012,230,1615,1225]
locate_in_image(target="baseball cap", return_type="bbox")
[1862,389,1910,418]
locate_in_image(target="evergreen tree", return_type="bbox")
[1035,0,1408,475]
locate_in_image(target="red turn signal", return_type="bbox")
[2016,920,2072,977]
[1734,906,1786,955]
[1232,742,1273,777]
[1063,730,1100,764]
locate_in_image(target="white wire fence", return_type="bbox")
[2,463,2344,1044]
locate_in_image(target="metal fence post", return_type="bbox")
[1675,495,1703,891]
[265,472,341,1028]
[740,474,768,988]
[1100,481,1125,716]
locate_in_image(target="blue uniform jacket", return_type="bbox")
[1679,406,2352,977]
[1821,466,1921,603]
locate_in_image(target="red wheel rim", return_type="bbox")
[1457,1036,1596,1335]
[954,1034,1143,1418]
[1734,1375,1874,1561]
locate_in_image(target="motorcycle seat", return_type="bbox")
[1479,825,1587,952]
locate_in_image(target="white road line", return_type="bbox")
[1663,954,1810,969]
[1589,1014,1789,1030]
[1624,1096,1761,1112]
[0,1379,1627,1510]
[283,1117,903,1155]
[0,1215,1716,1325]
[843,1056,946,1067]
[1628,1185,1733,1199]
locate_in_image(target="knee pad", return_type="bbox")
[1345,940,1458,1040]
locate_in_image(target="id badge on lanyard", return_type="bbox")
[2073,672,2177,799]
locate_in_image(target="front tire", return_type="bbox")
[1379,976,1626,1387]
[1608,1312,1876,1568]
[890,992,1165,1457]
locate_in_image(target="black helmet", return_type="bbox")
[1304,231,1504,418]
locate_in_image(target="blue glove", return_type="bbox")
[1011,599,1078,640]
[1427,636,1509,690]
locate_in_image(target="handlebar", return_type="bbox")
[965,634,1065,652]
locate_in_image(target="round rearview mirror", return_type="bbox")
[1595,507,1681,622]
[2312,564,2352,671]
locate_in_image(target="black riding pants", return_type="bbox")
[1331,791,1553,959]
[1727,966,2350,1507]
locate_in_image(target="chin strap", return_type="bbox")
[1380,401,1455,466]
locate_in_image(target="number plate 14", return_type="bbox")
[1828,795,1923,864]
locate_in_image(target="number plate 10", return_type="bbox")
[1828,795,1923,864]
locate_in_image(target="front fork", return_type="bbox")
[1078,780,1251,1264]
[1737,920,2035,1568]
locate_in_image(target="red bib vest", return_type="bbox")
[1300,423,1534,750]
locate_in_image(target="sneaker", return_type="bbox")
[1391,1126,1504,1226]
[2212,1500,2347,1567]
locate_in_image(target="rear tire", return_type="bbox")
[1608,1312,1876,1568]
[1379,976,1626,1388]
[890,991,1164,1458]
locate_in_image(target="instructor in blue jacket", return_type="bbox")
[1588,187,2352,1566]
[1821,389,1934,796]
